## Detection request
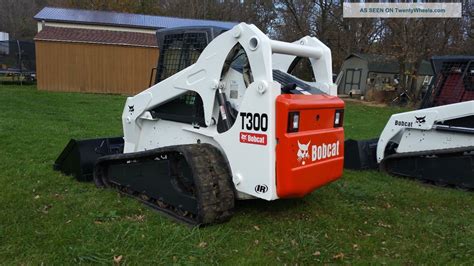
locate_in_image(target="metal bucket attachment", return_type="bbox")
[344,138,379,170]
[54,137,124,181]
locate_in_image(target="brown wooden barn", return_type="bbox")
[33,7,236,95]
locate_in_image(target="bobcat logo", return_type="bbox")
[128,105,134,113]
[415,116,426,124]
[297,140,311,165]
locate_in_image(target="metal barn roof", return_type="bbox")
[35,27,158,47]
[34,7,238,30]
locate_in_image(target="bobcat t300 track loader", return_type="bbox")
[55,23,345,225]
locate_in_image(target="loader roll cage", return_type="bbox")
[421,56,474,108]
[149,26,227,127]
[128,23,334,144]
[147,25,329,128]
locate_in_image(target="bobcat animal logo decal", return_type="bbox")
[296,140,341,166]
[297,140,311,165]
[415,116,426,124]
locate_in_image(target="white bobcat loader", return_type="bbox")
[55,23,345,225]
[345,56,474,188]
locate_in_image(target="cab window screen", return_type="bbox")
[155,32,208,83]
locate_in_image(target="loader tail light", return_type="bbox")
[288,111,300,132]
[334,109,344,127]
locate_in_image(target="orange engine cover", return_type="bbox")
[276,94,345,198]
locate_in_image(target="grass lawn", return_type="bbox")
[1,85,473,264]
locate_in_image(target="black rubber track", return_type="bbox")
[93,144,235,226]
[380,146,474,189]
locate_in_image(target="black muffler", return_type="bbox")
[54,137,124,181]
[344,138,379,170]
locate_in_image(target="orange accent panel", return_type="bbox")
[276,94,345,198]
